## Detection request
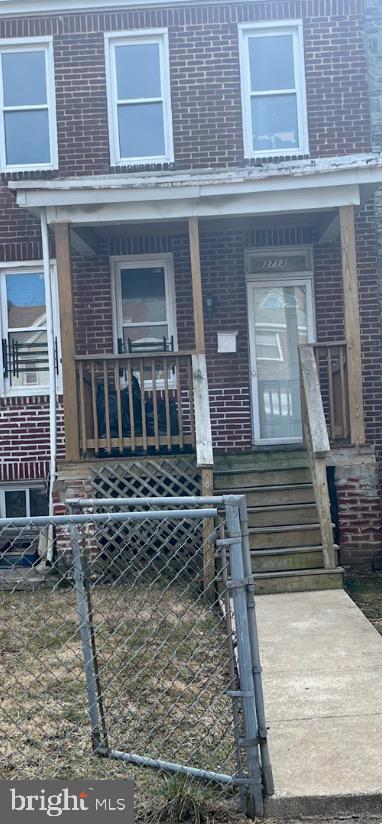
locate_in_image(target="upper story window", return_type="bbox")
[0,37,57,172]
[238,22,309,159]
[105,30,174,166]
[0,263,61,397]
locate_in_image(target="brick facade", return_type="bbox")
[0,0,381,567]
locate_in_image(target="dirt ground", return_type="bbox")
[345,572,382,636]
[1,572,381,823]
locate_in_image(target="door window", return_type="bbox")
[250,281,313,441]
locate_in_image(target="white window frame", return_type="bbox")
[0,483,49,518]
[255,330,283,362]
[0,36,58,173]
[111,253,178,352]
[0,260,62,397]
[105,29,174,167]
[238,20,309,160]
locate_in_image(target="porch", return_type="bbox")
[9,155,382,581]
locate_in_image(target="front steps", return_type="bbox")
[214,450,343,595]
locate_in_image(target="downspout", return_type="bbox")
[40,208,57,565]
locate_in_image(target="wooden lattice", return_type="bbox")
[90,456,200,500]
[89,457,202,580]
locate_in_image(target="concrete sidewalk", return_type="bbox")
[256,589,382,815]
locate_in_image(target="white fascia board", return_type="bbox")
[0,0,220,13]
[11,163,381,211]
[44,184,361,225]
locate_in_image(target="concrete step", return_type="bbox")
[251,546,324,573]
[252,567,344,595]
[248,523,322,550]
[214,466,311,489]
[225,484,315,507]
[247,503,318,528]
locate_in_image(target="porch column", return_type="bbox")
[339,205,365,446]
[188,216,206,354]
[188,217,214,596]
[54,222,80,462]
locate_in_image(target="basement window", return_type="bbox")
[0,37,58,172]
[0,485,49,519]
[238,22,309,159]
[105,30,174,166]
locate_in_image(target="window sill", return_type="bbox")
[1,387,62,399]
[2,165,59,176]
[244,151,310,164]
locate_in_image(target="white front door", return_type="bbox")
[248,274,315,444]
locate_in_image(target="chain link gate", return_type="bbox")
[0,495,273,819]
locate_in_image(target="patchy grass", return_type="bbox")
[0,580,246,823]
[345,572,382,636]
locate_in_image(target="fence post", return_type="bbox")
[225,498,264,818]
[238,495,274,797]
[70,522,107,754]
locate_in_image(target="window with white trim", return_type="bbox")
[105,30,174,166]
[239,22,309,159]
[255,330,283,361]
[0,264,61,396]
[0,485,49,518]
[113,255,177,353]
[0,37,57,171]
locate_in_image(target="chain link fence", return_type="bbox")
[0,495,272,820]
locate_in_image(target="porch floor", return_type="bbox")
[258,589,382,814]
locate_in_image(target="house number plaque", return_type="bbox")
[262,257,288,270]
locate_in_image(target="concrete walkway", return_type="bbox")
[256,589,382,815]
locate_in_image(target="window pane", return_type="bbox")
[5,109,50,165]
[253,285,308,440]
[30,488,49,517]
[5,490,27,518]
[118,102,165,158]
[115,42,161,100]
[123,324,169,346]
[8,330,48,388]
[121,267,167,324]
[251,94,298,151]
[2,50,47,106]
[248,34,295,92]
[6,273,46,329]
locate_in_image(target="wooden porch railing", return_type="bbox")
[75,351,196,457]
[299,345,337,570]
[310,341,350,444]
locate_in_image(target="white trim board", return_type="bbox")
[0,0,245,15]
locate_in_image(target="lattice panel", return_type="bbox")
[90,456,200,500]
[89,458,202,574]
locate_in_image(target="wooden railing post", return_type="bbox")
[299,346,337,570]
[339,205,365,446]
[192,352,215,596]
[188,217,215,595]
[54,222,80,462]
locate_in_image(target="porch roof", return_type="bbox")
[9,152,382,226]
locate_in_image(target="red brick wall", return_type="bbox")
[0,395,65,482]
[0,0,372,187]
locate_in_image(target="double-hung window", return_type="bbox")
[239,22,308,159]
[112,254,177,354]
[0,37,57,172]
[0,263,61,396]
[105,30,174,166]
